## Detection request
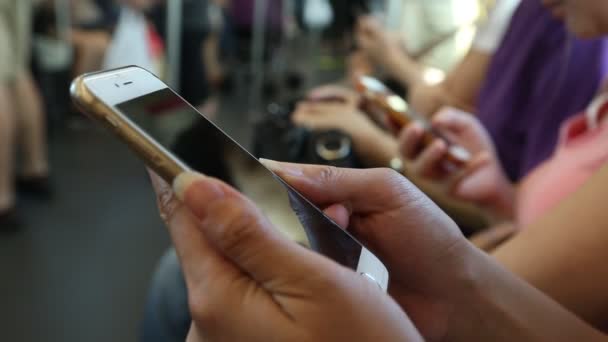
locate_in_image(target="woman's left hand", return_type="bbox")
[150,171,422,342]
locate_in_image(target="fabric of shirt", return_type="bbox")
[473,0,521,53]
[476,0,608,182]
[516,110,608,228]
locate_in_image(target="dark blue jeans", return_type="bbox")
[141,249,191,342]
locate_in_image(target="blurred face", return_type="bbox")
[543,0,608,38]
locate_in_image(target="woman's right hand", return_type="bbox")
[398,107,515,220]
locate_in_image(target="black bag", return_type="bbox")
[252,103,362,168]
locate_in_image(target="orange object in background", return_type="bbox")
[354,76,471,168]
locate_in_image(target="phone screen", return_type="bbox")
[114,88,365,269]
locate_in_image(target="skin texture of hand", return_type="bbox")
[149,171,423,342]
[262,161,476,341]
[398,107,515,220]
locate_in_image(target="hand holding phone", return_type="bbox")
[354,76,472,168]
[70,66,389,291]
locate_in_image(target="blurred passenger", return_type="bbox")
[356,0,607,181]
[400,95,608,250]
[293,0,606,227]
[0,0,50,232]
[70,0,118,76]
[103,0,162,74]
[299,0,606,176]
[149,0,229,109]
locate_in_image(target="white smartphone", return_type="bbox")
[71,66,389,291]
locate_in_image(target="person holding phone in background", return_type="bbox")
[293,0,607,229]
[298,0,605,179]
[399,6,608,249]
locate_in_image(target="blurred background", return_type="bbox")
[0,0,495,341]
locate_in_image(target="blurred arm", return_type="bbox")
[407,49,492,116]
[493,164,608,329]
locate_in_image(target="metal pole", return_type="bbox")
[166,0,184,91]
[249,0,269,113]
[54,0,72,43]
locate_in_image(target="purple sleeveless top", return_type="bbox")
[477,0,608,181]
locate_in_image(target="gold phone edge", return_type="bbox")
[70,73,188,184]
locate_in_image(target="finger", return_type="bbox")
[451,152,494,201]
[292,106,315,126]
[260,160,409,214]
[323,203,351,229]
[173,172,321,285]
[148,171,240,295]
[414,139,448,179]
[431,107,473,134]
[398,122,425,160]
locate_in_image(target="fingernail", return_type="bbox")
[173,172,209,201]
[259,159,304,178]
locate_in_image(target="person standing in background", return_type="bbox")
[0,0,51,233]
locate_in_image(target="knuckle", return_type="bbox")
[213,201,263,255]
[317,165,342,184]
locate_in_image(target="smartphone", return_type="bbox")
[355,76,471,167]
[70,66,389,291]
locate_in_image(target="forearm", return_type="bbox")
[383,48,426,90]
[447,247,605,341]
[441,49,492,113]
[492,165,608,328]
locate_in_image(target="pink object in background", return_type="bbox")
[516,95,608,228]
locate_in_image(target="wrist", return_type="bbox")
[443,246,507,341]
